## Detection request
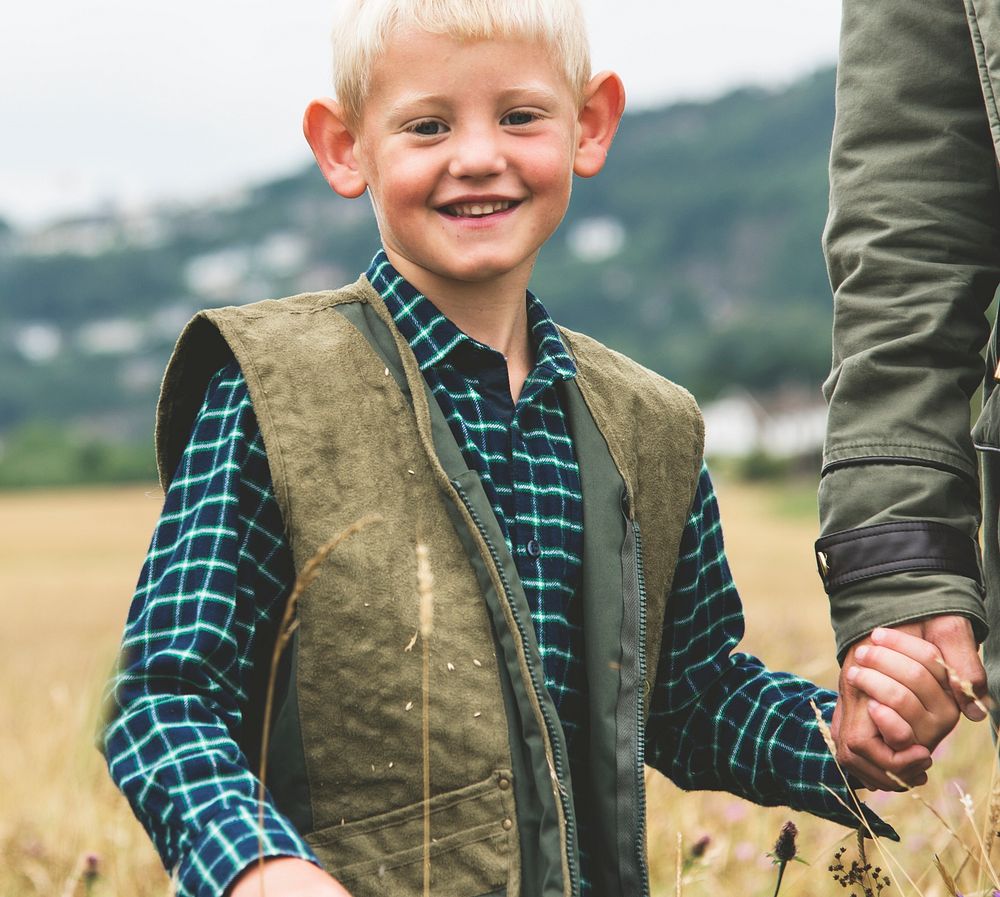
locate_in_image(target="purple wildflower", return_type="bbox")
[83,854,100,896]
[773,822,798,863]
[690,835,711,859]
[771,821,799,897]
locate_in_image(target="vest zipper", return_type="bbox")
[632,517,651,897]
[620,494,651,897]
[453,480,580,897]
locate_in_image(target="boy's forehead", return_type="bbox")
[331,2,592,127]
[377,23,556,64]
[365,27,574,106]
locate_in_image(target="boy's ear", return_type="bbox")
[302,98,368,199]
[573,71,626,179]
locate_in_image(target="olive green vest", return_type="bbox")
[156,277,704,897]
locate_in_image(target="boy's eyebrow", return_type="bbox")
[384,84,566,121]
[497,85,564,107]
[384,93,451,120]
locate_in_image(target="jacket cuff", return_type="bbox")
[825,571,988,663]
[815,521,982,594]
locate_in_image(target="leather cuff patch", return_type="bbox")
[815,521,982,594]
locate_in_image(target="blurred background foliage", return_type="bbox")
[0,69,837,488]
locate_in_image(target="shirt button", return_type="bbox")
[526,539,541,558]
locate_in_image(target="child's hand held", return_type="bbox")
[848,627,961,759]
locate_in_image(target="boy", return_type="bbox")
[102,2,958,896]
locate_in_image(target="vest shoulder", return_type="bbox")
[559,326,705,534]
[203,276,375,338]
[156,277,378,490]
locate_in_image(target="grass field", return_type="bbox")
[0,479,996,897]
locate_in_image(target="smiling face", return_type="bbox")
[350,27,586,298]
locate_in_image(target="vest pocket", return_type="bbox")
[306,770,515,897]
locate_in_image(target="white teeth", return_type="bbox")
[447,200,513,217]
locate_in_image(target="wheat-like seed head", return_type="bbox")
[935,657,993,719]
[810,699,838,757]
[675,831,683,897]
[984,770,1000,865]
[416,542,434,639]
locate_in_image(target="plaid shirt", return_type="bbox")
[104,253,885,897]
[369,252,587,731]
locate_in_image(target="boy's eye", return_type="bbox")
[410,120,447,136]
[501,110,537,126]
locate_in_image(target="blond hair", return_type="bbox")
[331,0,592,125]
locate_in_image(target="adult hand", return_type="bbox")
[227,857,353,897]
[919,615,989,720]
[832,615,986,791]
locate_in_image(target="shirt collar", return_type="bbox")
[364,248,576,382]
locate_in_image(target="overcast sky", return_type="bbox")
[1,0,842,228]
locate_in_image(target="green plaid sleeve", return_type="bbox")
[102,362,318,896]
[646,465,895,838]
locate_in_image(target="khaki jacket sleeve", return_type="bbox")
[820,0,1000,659]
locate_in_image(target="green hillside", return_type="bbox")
[0,69,837,487]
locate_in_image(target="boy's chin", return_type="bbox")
[439,264,535,289]
[390,250,540,289]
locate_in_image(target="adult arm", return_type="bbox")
[819,0,1000,778]
[645,466,899,834]
[102,363,339,897]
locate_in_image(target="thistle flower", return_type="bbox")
[680,834,711,874]
[773,822,798,863]
[769,821,799,897]
[83,854,100,896]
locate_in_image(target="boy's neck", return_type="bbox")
[385,248,535,402]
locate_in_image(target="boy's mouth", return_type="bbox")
[440,200,519,218]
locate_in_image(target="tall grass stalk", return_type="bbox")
[675,831,683,897]
[957,783,1000,889]
[809,700,927,897]
[14,480,1000,897]
[60,853,99,897]
[885,771,978,868]
[939,658,1000,896]
[416,543,435,897]
[254,514,382,895]
[983,770,1000,874]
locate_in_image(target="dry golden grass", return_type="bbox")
[0,479,995,896]
[0,485,167,897]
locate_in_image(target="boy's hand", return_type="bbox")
[844,627,963,787]
[227,857,353,897]
[849,627,962,753]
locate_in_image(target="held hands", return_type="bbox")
[832,616,987,791]
[227,857,353,897]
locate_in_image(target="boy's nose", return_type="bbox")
[447,129,507,179]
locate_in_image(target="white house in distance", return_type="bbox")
[702,386,828,460]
